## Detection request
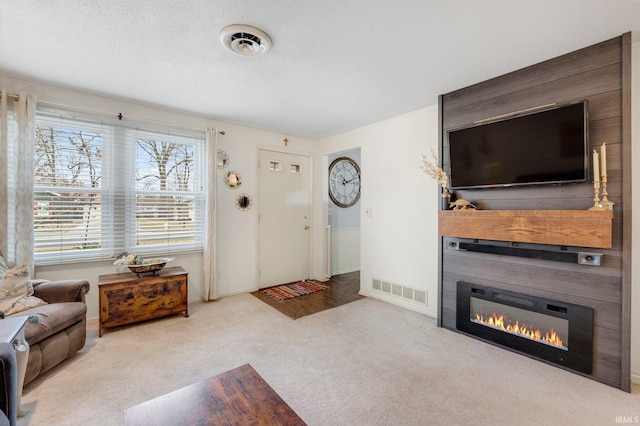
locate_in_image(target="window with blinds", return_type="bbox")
[33,114,206,265]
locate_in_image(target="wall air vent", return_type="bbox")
[220,24,272,56]
[372,278,427,305]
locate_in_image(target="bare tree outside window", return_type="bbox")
[135,139,195,246]
[32,115,204,264]
[34,126,102,252]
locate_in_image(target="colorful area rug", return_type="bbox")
[262,281,328,301]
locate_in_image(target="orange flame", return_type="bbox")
[474,313,565,348]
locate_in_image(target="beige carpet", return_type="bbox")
[18,294,640,425]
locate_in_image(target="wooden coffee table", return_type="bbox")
[123,364,306,425]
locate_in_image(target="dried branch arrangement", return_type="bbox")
[420,147,448,188]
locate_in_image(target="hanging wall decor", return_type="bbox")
[235,193,253,211]
[217,150,230,169]
[224,171,242,189]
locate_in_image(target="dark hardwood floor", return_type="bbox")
[250,271,364,319]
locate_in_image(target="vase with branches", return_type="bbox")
[420,147,453,209]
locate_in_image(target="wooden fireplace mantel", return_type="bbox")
[438,209,613,249]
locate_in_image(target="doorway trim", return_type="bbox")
[325,147,362,278]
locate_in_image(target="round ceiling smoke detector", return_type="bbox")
[220,24,272,56]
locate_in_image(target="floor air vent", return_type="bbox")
[372,278,427,305]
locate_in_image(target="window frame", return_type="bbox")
[33,110,206,266]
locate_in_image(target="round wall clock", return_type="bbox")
[328,156,361,208]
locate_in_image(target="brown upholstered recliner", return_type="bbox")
[4,279,90,385]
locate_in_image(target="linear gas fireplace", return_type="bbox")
[456,281,594,374]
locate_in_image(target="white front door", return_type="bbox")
[258,149,311,288]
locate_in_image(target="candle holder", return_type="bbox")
[600,175,615,210]
[588,181,604,210]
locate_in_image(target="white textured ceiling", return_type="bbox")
[1,1,639,140]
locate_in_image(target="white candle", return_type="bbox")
[593,149,599,182]
[600,143,607,177]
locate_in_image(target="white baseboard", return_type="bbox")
[220,287,257,297]
[359,289,437,318]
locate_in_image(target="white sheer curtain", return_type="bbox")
[202,128,218,300]
[0,90,37,274]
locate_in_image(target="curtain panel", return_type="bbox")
[0,90,37,274]
[202,128,218,300]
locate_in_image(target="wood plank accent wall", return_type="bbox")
[437,34,631,391]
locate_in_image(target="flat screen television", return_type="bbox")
[447,101,589,190]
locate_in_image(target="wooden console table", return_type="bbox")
[98,266,188,337]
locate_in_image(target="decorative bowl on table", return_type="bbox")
[126,257,175,277]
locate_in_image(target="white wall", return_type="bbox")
[330,228,360,275]
[215,128,314,296]
[0,75,314,321]
[314,106,441,317]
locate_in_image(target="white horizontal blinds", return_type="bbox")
[33,117,109,263]
[33,111,205,265]
[128,128,204,254]
[104,125,132,260]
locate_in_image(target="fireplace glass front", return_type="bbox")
[457,281,593,374]
[470,297,569,350]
